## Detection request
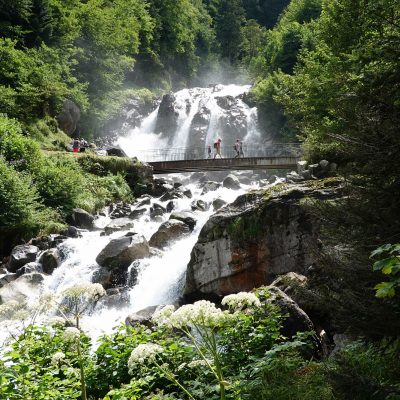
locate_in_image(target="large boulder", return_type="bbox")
[213,198,227,211]
[104,218,134,235]
[125,305,159,328]
[96,235,150,272]
[40,249,61,274]
[69,208,94,229]
[169,212,197,231]
[149,219,191,249]
[57,99,80,136]
[0,273,18,289]
[263,286,314,338]
[155,93,178,136]
[184,179,343,300]
[223,174,241,190]
[201,181,221,195]
[8,245,39,273]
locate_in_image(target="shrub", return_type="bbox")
[0,157,60,255]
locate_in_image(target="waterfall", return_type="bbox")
[117,84,263,161]
[0,84,267,346]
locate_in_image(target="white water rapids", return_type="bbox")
[0,84,269,346]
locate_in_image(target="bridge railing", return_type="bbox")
[137,143,303,162]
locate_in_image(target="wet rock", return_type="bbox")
[15,262,42,277]
[149,219,191,249]
[238,176,252,185]
[190,172,207,183]
[155,93,178,136]
[297,161,308,174]
[212,198,227,211]
[173,182,183,189]
[29,236,50,251]
[191,199,209,212]
[136,196,151,206]
[215,95,236,110]
[0,273,18,289]
[183,189,193,199]
[169,212,197,231]
[150,203,166,219]
[201,181,221,195]
[268,175,279,184]
[62,226,81,238]
[223,174,241,190]
[40,249,61,274]
[69,208,94,229]
[8,245,39,273]
[166,200,177,213]
[129,207,147,219]
[125,305,159,328]
[96,235,150,272]
[97,288,130,308]
[160,190,184,202]
[104,218,135,235]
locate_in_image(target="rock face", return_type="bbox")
[223,174,241,190]
[169,212,197,231]
[8,245,39,273]
[40,249,61,274]
[57,99,80,136]
[184,179,343,299]
[125,305,158,328]
[149,219,191,249]
[96,235,150,271]
[155,93,178,136]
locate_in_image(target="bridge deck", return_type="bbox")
[149,156,300,174]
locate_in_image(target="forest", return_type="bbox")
[0,0,400,399]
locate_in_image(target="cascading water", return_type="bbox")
[0,84,269,346]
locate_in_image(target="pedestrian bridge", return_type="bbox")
[140,143,302,174]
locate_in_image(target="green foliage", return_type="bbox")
[327,339,400,400]
[0,325,92,400]
[371,244,400,298]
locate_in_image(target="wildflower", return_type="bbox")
[152,305,175,327]
[51,351,66,365]
[187,359,213,368]
[169,301,230,329]
[61,283,106,301]
[48,316,66,327]
[128,343,163,371]
[34,292,58,313]
[0,300,21,320]
[63,327,81,342]
[12,309,30,321]
[221,292,261,310]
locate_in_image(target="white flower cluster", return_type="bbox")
[128,343,163,371]
[34,292,58,313]
[48,316,66,327]
[0,300,23,320]
[154,301,230,329]
[61,283,106,301]
[51,351,66,365]
[221,292,261,310]
[187,359,212,369]
[63,327,81,342]
[151,305,175,326]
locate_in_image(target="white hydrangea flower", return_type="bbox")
[48,316,66,327]
[152,305,176,327]
[128,343,163,371]
[187,359,213,369]
[221,292,261,310]
[63,327,81,342]
[51,351,66,365]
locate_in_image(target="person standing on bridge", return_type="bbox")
[214,138,222,159]
[234,139,240,158]
[207,145,212,159]
[239,140,244,158]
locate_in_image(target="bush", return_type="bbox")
[327,340,400,400]
[0,157,60,255]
